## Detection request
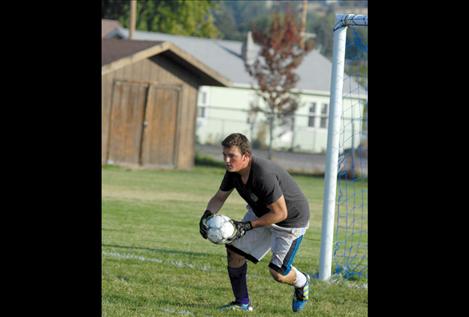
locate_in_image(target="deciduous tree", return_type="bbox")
[102,0,219,38]
[245,9,314,158]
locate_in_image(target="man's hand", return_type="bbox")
[231,220,253,240]
[199,210,214,239]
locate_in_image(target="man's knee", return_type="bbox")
[226,247,246,268]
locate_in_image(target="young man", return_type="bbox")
[199,133,311,313]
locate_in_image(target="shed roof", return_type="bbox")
[102,39,161,65]
[102,39,230,87]
[102,19,122,39]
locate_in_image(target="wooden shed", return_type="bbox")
[102,39,230,169]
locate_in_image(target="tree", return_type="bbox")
[102,0,127,20]
[102,0,220,38]
[245,9,314,159]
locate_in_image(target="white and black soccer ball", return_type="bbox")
[206,214,236,244]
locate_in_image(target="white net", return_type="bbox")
[333,23,368,280]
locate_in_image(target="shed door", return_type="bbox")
[107,81,147,165]
[141,85,180,167]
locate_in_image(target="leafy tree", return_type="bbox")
[102,0,220,38]
[212,2,242,40]
[102,0,127,20]
[213,0,272,41]
[245,8,314,159]
[306,7,335,58]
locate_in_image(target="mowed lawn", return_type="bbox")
[102,165,368,317]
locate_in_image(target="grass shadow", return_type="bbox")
[102,243,214,258]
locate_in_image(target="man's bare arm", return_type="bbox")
[206,189,233,213]
[250,195,288,228]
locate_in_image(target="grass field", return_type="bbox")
[102,165,368,316]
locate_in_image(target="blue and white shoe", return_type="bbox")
[219,301,253,312]
[292,273,311,312]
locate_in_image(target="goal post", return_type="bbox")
[319,14,368,281]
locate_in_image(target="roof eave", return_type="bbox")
[101,41,231,87]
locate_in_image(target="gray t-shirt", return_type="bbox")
[220,156,310,228]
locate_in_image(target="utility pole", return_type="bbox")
[300,0,308,49]
[129,0,137,40]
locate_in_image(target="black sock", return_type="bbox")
[227,263,249,305]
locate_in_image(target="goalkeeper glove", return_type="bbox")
[232,220,253,240]
[199,209,214,239]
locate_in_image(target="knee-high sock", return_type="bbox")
[227,263,249,304]
[292,266,307,288]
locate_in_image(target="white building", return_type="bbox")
[112,28,366,153]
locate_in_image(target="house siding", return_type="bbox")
[196,85,365,153]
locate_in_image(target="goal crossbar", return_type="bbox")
[334,14,368,31]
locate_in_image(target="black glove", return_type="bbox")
[232,220,253,240]
[199,209,214,239]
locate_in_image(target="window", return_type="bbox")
[320,103,328,128]
[198,90,208,118]
[308,103,317,127]
[198,106,206,118]
[200,91,207,105]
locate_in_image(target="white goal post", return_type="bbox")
[319,14,368,281]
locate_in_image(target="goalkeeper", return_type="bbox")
[199,133,311,313]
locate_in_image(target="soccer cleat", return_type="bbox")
[292,273,310,312]
[219,301,253,312]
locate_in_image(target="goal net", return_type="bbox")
[319,14,368,281]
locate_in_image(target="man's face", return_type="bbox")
[222,146,249,172]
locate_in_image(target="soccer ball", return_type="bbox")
[206,214,236,244]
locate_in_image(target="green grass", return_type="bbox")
[102,165,368,316]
